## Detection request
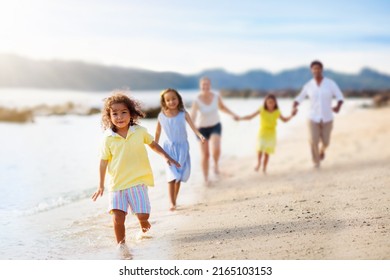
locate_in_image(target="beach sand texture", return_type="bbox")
[3,101,388,260]
[167,106,390,259]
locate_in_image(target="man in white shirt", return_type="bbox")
[293,60,344,168]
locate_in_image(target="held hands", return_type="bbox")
[291,107,298,116]
[230,113,239,121]
[92,185,104,201]
[332,106,340,113]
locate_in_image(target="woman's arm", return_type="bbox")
[185,111,205,142]
[155,120,162,144]
[239,110,260,121]
[218,96,238,118]
[190,101,198,123]
[148,141,181,168]
[92,159,108,201]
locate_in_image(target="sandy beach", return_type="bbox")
[1,96,388,260]
[166,105,390,260]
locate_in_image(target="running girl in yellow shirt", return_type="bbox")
[237,94,297,173]
[92,91,180,251]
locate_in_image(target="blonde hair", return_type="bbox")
[101,90,145,131]
[199,76,211,83]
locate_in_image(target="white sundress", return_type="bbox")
[158,111,191,182]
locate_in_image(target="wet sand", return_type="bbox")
[12,105,388,260]
[168,106,390,259]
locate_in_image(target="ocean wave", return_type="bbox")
[12,189,95,216]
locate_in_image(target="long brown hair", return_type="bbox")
[101,90,145,131]
[263,94,279,111]
[160,88,185,111]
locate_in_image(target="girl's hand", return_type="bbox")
[292,107,298,116]
[167,157,181,168]
[92,185,104,201]
[199,134,206,143]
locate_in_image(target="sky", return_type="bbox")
[0,0,390,74]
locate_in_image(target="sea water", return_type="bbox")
[0,88,369,259]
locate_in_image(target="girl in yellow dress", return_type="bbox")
[237,94,297,173]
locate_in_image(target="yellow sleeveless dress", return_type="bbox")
[257,106,280,154]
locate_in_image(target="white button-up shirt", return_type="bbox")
[295,77,344,123]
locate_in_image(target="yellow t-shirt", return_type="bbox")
[101,125,154,191]
[258,106,280,137]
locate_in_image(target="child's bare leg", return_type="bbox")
[136,213,151,233]
[168,181,176,210]
[255,152,263,171]
[112,210,126,244]
[174,181,181,206]
[263,153,269,173]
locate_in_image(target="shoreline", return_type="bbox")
[1,101,388,260]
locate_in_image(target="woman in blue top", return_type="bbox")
[155,88,205,211]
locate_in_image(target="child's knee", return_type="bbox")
[112,210,126,224]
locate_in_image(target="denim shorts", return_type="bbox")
[198,122,222,140]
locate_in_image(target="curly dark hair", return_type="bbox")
[101,91,145,131]
[160,88,185,112]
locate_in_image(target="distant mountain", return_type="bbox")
[1,54,390,91]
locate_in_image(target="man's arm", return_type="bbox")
[292,86,307,113]
[333,100,343,113]
[332,81,344,113]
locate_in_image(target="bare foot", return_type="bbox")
[169,204,176,211]
[320,150,325,160]
[213,165,220,175]
[254,165,260,172]
[117,242,133,260]
[136,230,153,240]
[139,219,151,233]
[263,169,267,175]
[204,180,211,187]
